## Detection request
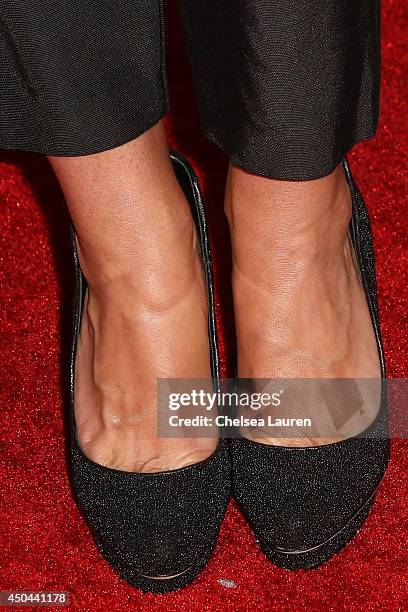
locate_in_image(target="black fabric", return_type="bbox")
[178,0,381,179]
[0,1,380,179]
[0,1,168,156]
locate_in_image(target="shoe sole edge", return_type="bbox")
[257,494,375,571]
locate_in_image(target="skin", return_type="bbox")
[225,164,380,445]
[49,121,216,472]
[49,120,380,469]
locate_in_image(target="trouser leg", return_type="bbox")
[0,1,168,155]
[178,0,381,180]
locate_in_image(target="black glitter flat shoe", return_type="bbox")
[68,151,230,592]
[230,159,390,570]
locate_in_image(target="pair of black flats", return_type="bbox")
[69,152,389,593]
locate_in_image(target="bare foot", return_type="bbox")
[225,163,380,446]
[50,123,217,471]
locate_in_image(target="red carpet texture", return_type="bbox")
[1,2,407,610]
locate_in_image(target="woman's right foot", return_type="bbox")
[50,123,217,472]
[74,219,215,472]
[66,150,230,591]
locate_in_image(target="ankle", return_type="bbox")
[76,214,204,311]
[225,163,352,283]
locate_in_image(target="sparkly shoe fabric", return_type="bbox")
[69,152,231,593]
[230,160,390,569]
[70,440,230,592]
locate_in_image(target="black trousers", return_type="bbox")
[0,1,380,180]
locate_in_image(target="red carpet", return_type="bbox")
[1,3,407,610]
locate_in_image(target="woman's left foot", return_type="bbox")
[227,160,389,569]
[226,162,380,445]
